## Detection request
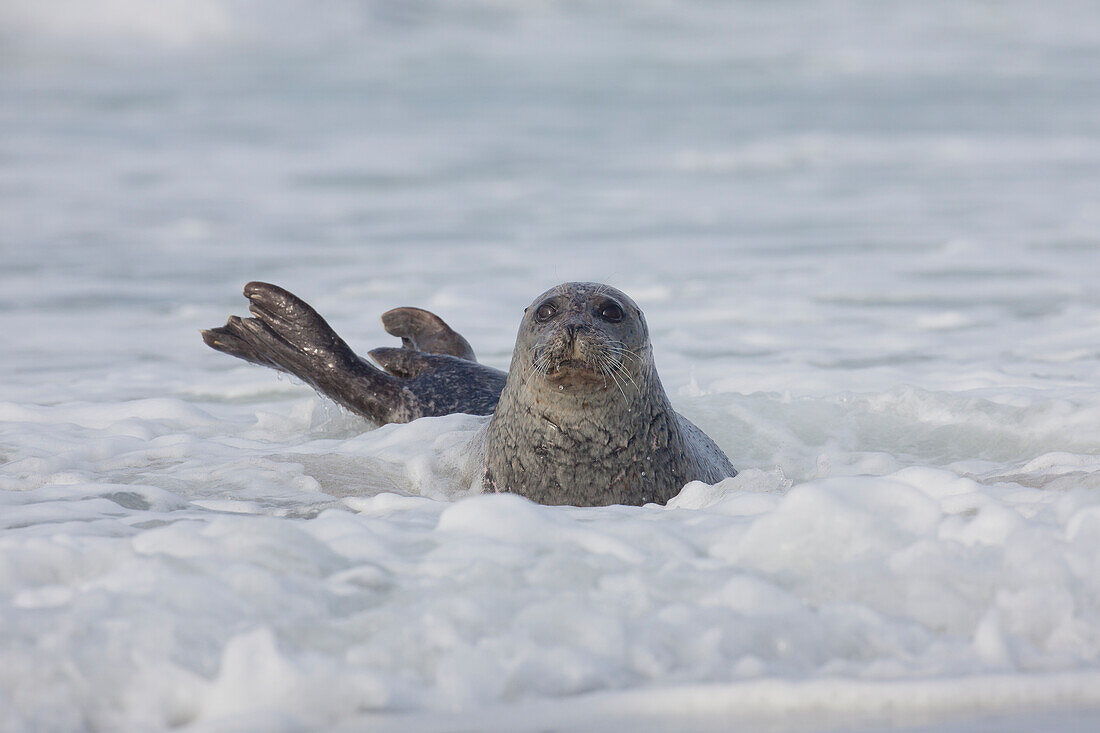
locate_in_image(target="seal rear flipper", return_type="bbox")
[381,307,477,361]
[202,316,293,373]
[203,283,414,424]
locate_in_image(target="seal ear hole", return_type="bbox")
[534,301,557,323]
[599,301,624,323]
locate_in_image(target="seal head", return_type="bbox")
[523,283,647,395]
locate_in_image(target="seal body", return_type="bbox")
[203,281,735,506]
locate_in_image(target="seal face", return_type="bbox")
[523,284,644,393]
[203,281,736,507]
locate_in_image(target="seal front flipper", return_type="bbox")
[381,307,477,361]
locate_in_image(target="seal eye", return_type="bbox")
[534,301,557,322]
[599,302,624,323]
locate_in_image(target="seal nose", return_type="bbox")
[564,322,590,359]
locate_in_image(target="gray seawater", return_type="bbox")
[3,1,1100,731]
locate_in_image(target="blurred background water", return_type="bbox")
[5,0,1100,475]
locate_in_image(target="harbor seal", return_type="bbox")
[202,281,736,506]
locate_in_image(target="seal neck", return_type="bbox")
[497,357,668,426]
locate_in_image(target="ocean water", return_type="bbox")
[3,1,1100,730]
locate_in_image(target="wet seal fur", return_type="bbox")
[203,281,735,506]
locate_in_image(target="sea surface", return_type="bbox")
[3,1,1100,731]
